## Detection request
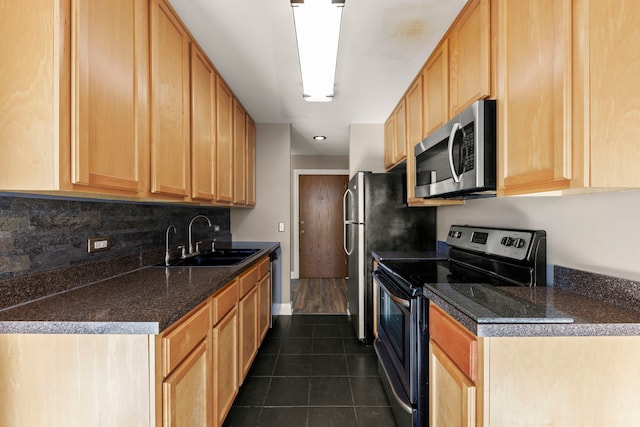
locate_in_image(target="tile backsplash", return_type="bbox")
[0,194,230,281]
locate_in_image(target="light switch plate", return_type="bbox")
[278,222,285,232]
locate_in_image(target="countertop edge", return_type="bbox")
[424,287,640,337]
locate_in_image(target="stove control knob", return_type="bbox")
[501,237,513,246]
[513,238,526,248]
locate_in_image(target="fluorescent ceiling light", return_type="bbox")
[291,0,345,102]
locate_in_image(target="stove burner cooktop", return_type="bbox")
[380,259,523,289]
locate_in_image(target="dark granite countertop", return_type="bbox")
[425,283,640,337]
[0,242,280,335]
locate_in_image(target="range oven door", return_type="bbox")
[373,270,413,426]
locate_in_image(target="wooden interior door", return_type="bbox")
[299,175,348,278]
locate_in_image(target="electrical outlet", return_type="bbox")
[88,237,110,253]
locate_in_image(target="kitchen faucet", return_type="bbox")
[188,215,212,255]
[164,225,176,266]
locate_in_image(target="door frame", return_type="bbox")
[292,169,349,279]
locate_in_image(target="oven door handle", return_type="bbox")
[447,122,462,183]
[375,272,411,308]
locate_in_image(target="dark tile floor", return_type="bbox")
[223,314,397,427]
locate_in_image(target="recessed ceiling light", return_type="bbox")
[313,135,327,141]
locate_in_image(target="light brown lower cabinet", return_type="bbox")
[211,279,239,427]
[429,303,640,427]
[429,341,476,427]
[238,285,258,384]
[257,272,271,342]
[0,257,272,427]
[163,339,211,427]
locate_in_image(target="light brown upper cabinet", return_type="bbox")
[423,40,450,138]
[448,0,491,117]
[384,116,396,170]
[581,0,640,188]
[233,99,247,205]
[216,77,234,204]
[405,77,423,204]
[190,45,217,201]
[246,116,256,207]
[383,99,407,170]
[497,0,572,195]
[150,0,191,198]
[0,0,150,197]
[393,100,407,166]
[71,0,149,195]
[497,0,640,196]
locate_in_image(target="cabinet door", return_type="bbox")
[384,115,395,170]
[405,77,423,203]
[216,77,234,204]
[257,273,270,343]
[238,285,258,383]
[190,45,216,201]
[449,0,491,116]
[581,0,640,188]
[71,0,148,194]
[246,115,256,207]
[423,40,449,137]
[430,341,476,427]
[150,0,190,198]
[163,340,211,427]
[497,0,572,195]
[393,99,407,164]
[233,99,246,205]
[212,306,238,427]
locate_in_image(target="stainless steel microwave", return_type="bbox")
[414,99,496,199]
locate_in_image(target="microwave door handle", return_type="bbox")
[447,122,462,183]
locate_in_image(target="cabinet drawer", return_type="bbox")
[257,257,270,278]
[239,265,259,297]
[162,301,211,377]
[429,304,477,381]
[212,280,238,325]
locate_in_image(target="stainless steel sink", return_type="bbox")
[157,248,261,267]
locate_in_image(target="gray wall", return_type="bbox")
[231,124,292,314]
[349,124,385,177]
[0,194,230,281]
[291,155,349,170]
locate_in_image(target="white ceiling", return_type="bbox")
[168,0,467,156]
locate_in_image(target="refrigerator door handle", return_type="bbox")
[343,188,354,255]
[343,188,353,222]
[344,224,352,255]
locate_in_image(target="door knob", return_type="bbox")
[301,230,305,234]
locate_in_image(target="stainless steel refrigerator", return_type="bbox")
[343,171,437,343]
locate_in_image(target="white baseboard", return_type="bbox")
[272,303,292,316]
